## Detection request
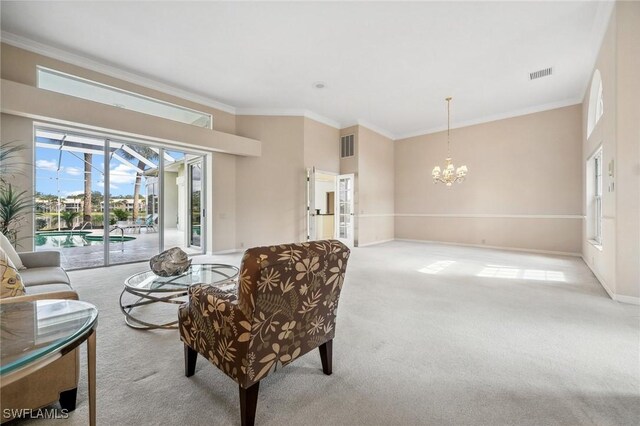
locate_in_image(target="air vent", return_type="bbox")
[341,134,355,158]
[530,67,553,80]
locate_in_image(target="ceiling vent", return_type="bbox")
[530,67,553,80]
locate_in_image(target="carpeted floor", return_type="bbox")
[11,241,640,425]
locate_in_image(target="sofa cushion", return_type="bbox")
[0,248,26,298]
[0,233,24,270]
[23,283,74,295]
[20,267,71,287]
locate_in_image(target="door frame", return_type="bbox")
[306,168,338,241]
[335,173,355,247]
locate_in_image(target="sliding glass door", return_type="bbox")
[35,126,206,269]
[34,129,108,268]
[107,141,160,265]
[189,160,202,248]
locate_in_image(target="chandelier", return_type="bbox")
[432,97,468,186]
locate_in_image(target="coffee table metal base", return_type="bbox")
[119,288,188,330]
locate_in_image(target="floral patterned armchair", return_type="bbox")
[178,240,350,426]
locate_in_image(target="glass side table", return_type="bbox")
[0,299,98,426]
[120,263,239,330]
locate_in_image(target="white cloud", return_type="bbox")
[96,181,119,190]
[36,159,59,171]
[65,166,83,176]
[109,164,137,185]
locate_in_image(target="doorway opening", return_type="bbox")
[306,169,354,247]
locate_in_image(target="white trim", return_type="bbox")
[394,98,583,141]
[396,238,581,257]
[357,239,394,248]
[395,213,583,219]
[1,31,237,114]
[236,108,342,129]
[210,249,242,255]
[347,120,396,140]
[582,254,615,299]
[581,255,640,305]
[358,213,395,218]
[614,294,640,306]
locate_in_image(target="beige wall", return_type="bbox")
[235,116,306,248]
[211,153,237,253]
[395,105,583,255]
[357,126,394,246]
[0,43,260,254]
[1,43,237,134]
[582,2,640,301]
[304,118,340,173]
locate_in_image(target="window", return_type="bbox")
[37,67,212,129]
[594,150,602,244]
[587,148,603,246]
[586,70,604,138]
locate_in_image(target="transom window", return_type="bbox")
[37,67,212,129]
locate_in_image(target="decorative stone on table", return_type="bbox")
[149,247,192,277]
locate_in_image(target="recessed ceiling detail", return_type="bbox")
[0,1,614,138]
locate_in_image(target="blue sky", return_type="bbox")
[36,142,137,197]
[36,140,187,198]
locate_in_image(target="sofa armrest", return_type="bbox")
[18,251,61,268]
[0,290,78,304]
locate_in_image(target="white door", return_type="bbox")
[335,174,354,246]
[306,167,317,241]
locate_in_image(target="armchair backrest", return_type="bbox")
[237,240,350,384]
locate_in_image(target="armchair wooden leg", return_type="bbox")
[59,387,78,411]
[239,381,260,426]
[319,339,333,375]
[184,344,197,377]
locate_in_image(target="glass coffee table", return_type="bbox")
[1,300,98,425]
[120,263,239,330]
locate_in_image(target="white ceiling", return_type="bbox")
[1,1,613,139]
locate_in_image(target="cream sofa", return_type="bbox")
[0,250,80,423]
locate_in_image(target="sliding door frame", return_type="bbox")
[32,122,209,270]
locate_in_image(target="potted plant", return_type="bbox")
[0,141,32,247]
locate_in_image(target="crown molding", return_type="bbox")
[236,108,342,129]
[0,31,237,114]
[353,120,396,140]
[394,97,583,141]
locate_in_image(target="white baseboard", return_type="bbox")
[581,255,615,301]
[580,256,640,305]
[356,238,395,248]
[614,294,640,305]
[395,238,581,257]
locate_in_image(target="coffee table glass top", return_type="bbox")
[125,263,239,292]
[0,299,98,376]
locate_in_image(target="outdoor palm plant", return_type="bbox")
[116,145,158,222]
[59,210,80,229]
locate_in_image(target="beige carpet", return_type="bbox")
[10,241,640,425]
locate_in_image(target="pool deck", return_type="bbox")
[37,228,201,269]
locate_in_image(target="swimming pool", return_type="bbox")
[35,231,136,248]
